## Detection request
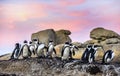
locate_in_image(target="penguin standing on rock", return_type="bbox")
[10,43,21,60]
[36,42,47,58]
[88,45,98,63]
[61,42,71,61]
[29,41,36,56]
[102,50,115,64]
[81,45,98,63]
[69,44,78,59]
[20,40,31,59]
[81,45,92,62]
[46,40,56,58]
[32,39,39,51]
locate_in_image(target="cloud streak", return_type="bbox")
[0,0,120,55]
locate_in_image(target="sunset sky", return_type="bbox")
[0,0,120,55]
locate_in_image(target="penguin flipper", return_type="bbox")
[27,45,32,56]
[102,52,106,64]
[61,47,64,57]
[33,50,36,55]
[11,47,17,59]
[53,48,56,54]
[72,50,75,56]
[19,46,24,57]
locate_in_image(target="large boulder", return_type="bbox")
[31,29,56,45]
[101,38,120,45]
[90,27,120,41]
[84,39,99,45]
[55,30,72,44]
[31,29,72,45]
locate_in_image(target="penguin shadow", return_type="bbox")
[36,56,46,59]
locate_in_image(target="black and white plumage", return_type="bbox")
[88,45,98,63]
[81,45,92,62]
[10,43,21,59]
[61,42,78,60]
[47,41,56,58]
[36,43,47,58]
[69,44,78,59]
[20,40,31,59]
[61,43,71,60]
[81,45,98,63]
[32,39,39,51]
[29,41,35,56]
[102,50,114,64]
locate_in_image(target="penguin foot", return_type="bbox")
[46,55,52,59]
[37,56,45,59]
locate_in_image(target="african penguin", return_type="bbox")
[10,43,21,60]
[29,41,36,56]
[88,45,98,63]
[20,40,31,59]
[69,44,78,59]
[36,42,47,58]
[81,45,92,62]
[32,39,39,51]
[102,50,114,64]
[61,42,71,60]
[47,40,56,58]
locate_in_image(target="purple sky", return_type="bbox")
[0,0,120,55]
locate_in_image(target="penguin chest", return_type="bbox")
[34,44,38,50]
[14,50,19,58]
[106,58,111,63]
[30,45,35,52]
[48,45,54,53]
[62,48,70,59]
[88,53,94,63]
[105,52,115,63]
[37,44,45,56]
[23,46,29,57]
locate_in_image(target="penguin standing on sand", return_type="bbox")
[36,42,47,58]
[81,45,92,62]
[47,40,56,58]
[20,40,31,59]
[61,42,70,60]
[10,43,21,59]
[29,41,36,56]
[102,50,114,64]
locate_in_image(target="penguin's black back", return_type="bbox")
[102,50,113,63]
[81,48,89,61]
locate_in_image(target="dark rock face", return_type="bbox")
[0,58,120,76]
[90,27,120,41]
[0,73,16,76]
[31,29,72,45]
[86,65,102,75]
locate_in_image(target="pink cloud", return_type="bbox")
[0,0,120,55]
[67,10,89,17]
[35,18,89,33]
[57,0,85,6]
[1,3,48,23]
